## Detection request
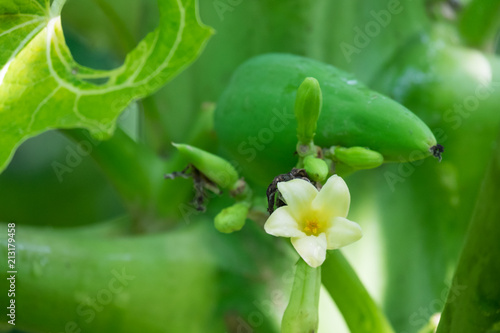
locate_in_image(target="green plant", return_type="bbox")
[1,1,499,333]
[214,54,438,186]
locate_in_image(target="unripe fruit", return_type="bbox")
[173,143,239,190]
[215,53,437,185]
[332,146,384,170]
[214,202,249,233]
[303,155,329,182]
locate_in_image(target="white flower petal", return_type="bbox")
[264,206,305,237]
[325,216,362,249]
[291,233,327,268]
[277,178,318,219]
[312,175,350,219]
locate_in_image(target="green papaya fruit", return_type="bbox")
[370,24,500,332]
[214,53,437,185]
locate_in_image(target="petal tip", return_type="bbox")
[291,234,327,268]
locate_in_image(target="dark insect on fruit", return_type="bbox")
[430,144,445,162]
[165,164,221,211]
[266,168,312,214]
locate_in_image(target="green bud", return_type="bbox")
[214,202,249,233]
[333,146,384,170]
[282,258,321,333]
[303,155,329,182]
[173,143,239,189]
[295,77,323,146]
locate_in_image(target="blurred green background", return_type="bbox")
[1,0,499,332]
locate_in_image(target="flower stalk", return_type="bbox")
[322,250,395,333]
[281,258,321,333]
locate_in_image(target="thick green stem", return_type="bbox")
[436,133,500,332]
[282,258,321,333]
[459,0,500,52]
[140,96,172,156]
[61,103,217,230]
[322,250,395,333]
[62,128,179,230]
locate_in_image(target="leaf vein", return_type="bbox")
[0,17,44,39]
[126,31,160,84]
[45,0,186,96]
[30,0,47,13]
[27,85,60,132]
[132,0,186,88]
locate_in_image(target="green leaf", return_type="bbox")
[0,0,213,173]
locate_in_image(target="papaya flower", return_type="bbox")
[264,175,362,267]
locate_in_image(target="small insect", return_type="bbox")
[266,168,312,214]
[165,164,221,212]
[430,144,445,162]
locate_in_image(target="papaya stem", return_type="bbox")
[140,96,172,156]
[436,132,500,332]
[61,128,175,230]
[322,250,395,333]
[281,258,321,333]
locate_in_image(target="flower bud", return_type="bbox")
[333,146,384,169]
[214,202,249,233]
[303,155,329,182]
[173,143,239,189]
[295,77,322,146]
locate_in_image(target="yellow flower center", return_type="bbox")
[303,218,322,236]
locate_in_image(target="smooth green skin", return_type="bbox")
[0,220,292,333]
[156,0,429,146]
[215,53,436,186]
[173,143,239,190]
[333,146,384,170]
[436,132,500,332]
[303,156,329,182]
